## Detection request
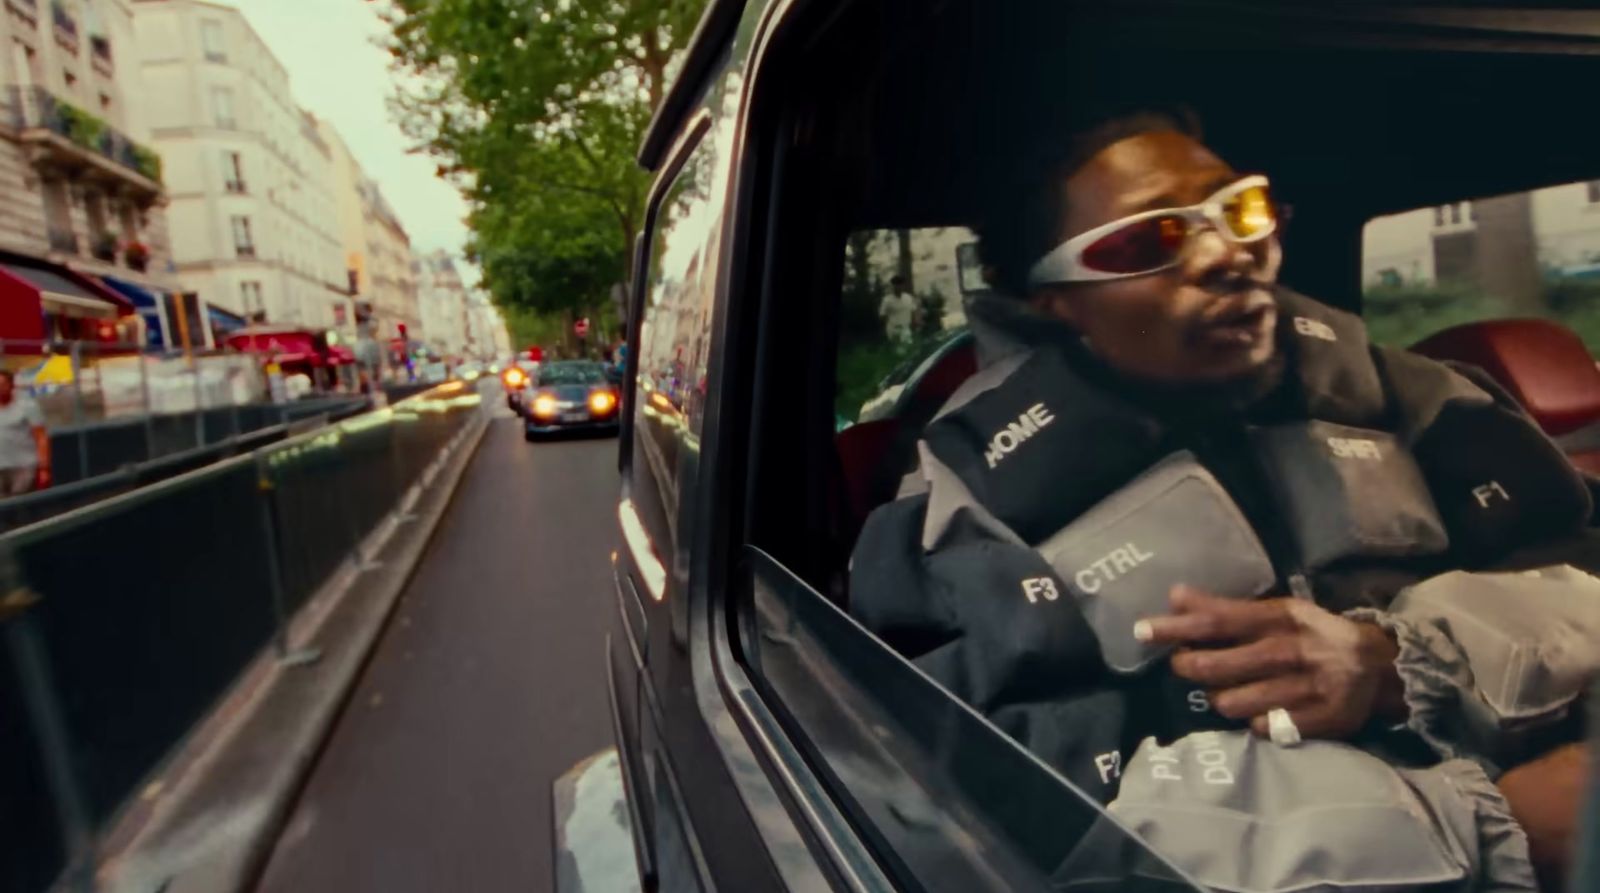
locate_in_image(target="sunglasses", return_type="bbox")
[1028,175,1277,285]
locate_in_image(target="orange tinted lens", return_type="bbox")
[1223,184,1274,239]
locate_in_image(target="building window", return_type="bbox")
[1434,206,1446,227]
[63,69,75,90]
[231,215,254,258]
[212,86,235,128]
[1448,203,1461,225]
[223,150,245,193]
[98,91,110,112]
[201,19,225,63]
[1587,182,1600,204]
[240,280,263,314]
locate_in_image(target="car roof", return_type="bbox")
[640,0,1600,173]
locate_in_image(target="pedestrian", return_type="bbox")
[850,106,1600,890]
[0,369,50,496]
[879,274,918,346]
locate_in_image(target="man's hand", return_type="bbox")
[1498,742,1588,892]
[1136,585,1406,741]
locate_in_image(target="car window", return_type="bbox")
[836,227,974,426]
[1363,181,1600,352]
[728,5,1600,891]
[537,363,604,386]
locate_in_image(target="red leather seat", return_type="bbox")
[833,337,979,549]
[1412,319,1600,474]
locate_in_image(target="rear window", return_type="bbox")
[1362,180,1600,352]
[835,226,975,426]
[537,363,604,385]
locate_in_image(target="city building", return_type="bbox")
[316,113,419,346]
[462,291,506,362]
[1363,178,1600,308]
[362,176,418,341]
[131,0,350,338]
[0,0,176,343]
[417,248,469,358]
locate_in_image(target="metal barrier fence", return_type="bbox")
[47,396,370,488]
[0,382,483,893]
[0,338,367,486]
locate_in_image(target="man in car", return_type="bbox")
[850,108,1599,890]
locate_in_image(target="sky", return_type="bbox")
[224,0,477,286]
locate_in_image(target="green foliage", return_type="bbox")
[839,231,886,347]
[55,100,105,152]
[1363,278,1600,353]
[131,144,162,183]
[835,329,959,424]
[377,0,707,324]
[1362,281,1511,349]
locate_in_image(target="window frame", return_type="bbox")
[699,7,1214,892]
[211,86,235,129]
[223,150,245,193]
[230,215,253,258]
[200,19,225,63]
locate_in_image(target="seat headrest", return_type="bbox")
[1411,319,1600,436]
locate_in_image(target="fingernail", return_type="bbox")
[1133,619,1153,642]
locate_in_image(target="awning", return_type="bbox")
[0,259,133,331]
[3,262,132,319]
[101,275,160,310]
[207,303,247,334]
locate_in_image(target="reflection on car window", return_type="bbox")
[1363,181,1600,351]
[630,76,741,609]
[836,227,974,426]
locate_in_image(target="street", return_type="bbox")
[254,415,620,893]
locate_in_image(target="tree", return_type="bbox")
[374,0,707,332]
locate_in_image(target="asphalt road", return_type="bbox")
[255,415,620,893]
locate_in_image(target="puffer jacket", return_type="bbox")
[848,289,1600,892]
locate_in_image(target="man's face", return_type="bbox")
[1033,131,1282,385]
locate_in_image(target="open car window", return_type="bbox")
[725,2,1600,891]
[835,227,975,427]
[1363,180,1600,352]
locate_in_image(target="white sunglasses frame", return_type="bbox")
[1027,175,1277,286]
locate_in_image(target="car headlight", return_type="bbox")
[589,391,617,414]
[532,394,557,417]
[503,368,527,388]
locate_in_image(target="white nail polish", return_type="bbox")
[1133,619,1153,643]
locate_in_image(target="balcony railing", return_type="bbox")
[51,0,77,53]
[236,245,256,259]
[224,179,246,194]
[6,86,164,186]
[47,226,77,255]
[5,0,38,24]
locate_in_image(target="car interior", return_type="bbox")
[735,0,1600,600]
[710,2,1600,886]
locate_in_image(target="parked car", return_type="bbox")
[558,2,1600,892]
[520,361,621,439]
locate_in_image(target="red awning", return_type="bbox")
[0,253,134,341]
